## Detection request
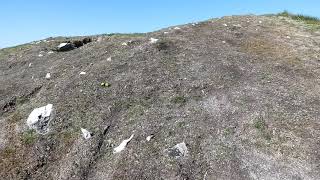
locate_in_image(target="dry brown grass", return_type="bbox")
[240,37,304,68]
[241,38,289,58]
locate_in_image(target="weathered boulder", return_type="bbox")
[73,40,84,48]
[57,42,75,51]
[82,37,92,44]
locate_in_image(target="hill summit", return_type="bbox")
[0,14,320,179]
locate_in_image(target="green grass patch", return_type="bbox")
[0,43,32,59]
[224,127,235,136]
[277,11,320,24]
[171,95,187,104]
[254,118,267,130]
[21,129,37,145]
[277,11,320,26]
[254,118,272,141]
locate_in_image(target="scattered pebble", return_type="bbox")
[28,63,32,67]
[164,31,169,34]
[222,41,226,44]
[174,27,181,30]
[81,128,92,139]
[45,73,51,79]
[47,51,54,54]
[146,135,154,141]
[286,36,291,39]
[97,36,103,42]
[223,23,228,27]
[113,134,134,153]
[100,82,111,87]
[38,54,43,57]
[259,21,262,24]
[80,72,86,75]
[107,57,112,61]
[167,142,188,158]
[122,42,128,46]
[150,38,159,44]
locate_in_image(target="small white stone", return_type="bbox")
[259,21,262,24]
[28,63,32,67]
[81,128,92,139]
[174,27,181,30]
[223,23,228,27]
[113,134,134,153]
[38,54,43,57]
[286,36,291,39]
[222,41,226,44]
[47,51,54,54]
[80,72,86,75]
[122,42,128,46]
[192,23,196,26]
[45,73,51,79]
[97,37,103,42]
[107,57,112,61]
[146,135,154,141]
[168,142,188,158]
[58,43,68,48]
[150,38,159,44]
[164,32,169,34]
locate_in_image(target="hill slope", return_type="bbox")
[0,15,320,180]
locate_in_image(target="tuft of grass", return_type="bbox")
[60,129,77,146]
[2,147,16,157]
[171,95,187,104]
[224,127,235,136]
[127,104,145,119]
[177,121,186,128]
[254,118,267,130]
[254,118,272,141]
[8,111,23,123]
[21,129,37,145]
[277,11,320,25]
[156,40,172,51]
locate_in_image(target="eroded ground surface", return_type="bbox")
[0,15,320,180]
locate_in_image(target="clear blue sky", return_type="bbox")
[1,0,319,48]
